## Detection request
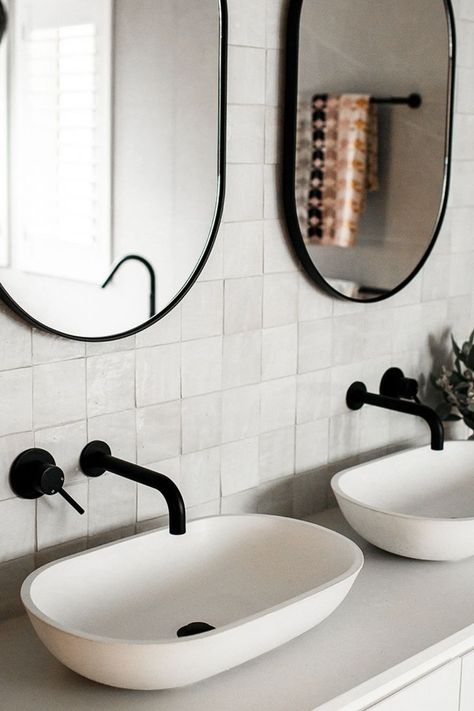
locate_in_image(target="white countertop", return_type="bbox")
[0,508,473,711]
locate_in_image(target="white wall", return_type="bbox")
[0,0,472,618]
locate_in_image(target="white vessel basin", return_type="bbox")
[21,514,363,690]
[332,442,474,562]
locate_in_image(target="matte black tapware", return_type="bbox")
[379,367,420,402]
[80,441,186,535]
[10,449,85,514]
[347,382,444,451]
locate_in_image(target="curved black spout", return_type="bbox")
[102,255,156,319]
[80,441,186,535]
[347,382,445,451]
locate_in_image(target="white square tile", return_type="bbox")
[265,106,280,165]
[293,469,330,518]
[87,352,135,418]
[86,336,136,357]
[0,369,33,437]
[0,498,36,563]
[0,432,34,501]
[35,421,87,486]
[332,314,365,366]
[135,308,181,347]
[221,437,259,496]
[221,488,259,514]
[459,0,474,19]
[223,222,263,279]
[296,419,330,474]
[264,164,280,219]
[137,401,181,464]
[260,376,296,433]
[182,392,222,454]
[265,49,282,107]
[257,477,293,516]
[87,410,137,461]
[222,385,260,442]
[224,165,264,222]
[297,369,331,424]
[451,207,474,252]
[263,220,298,273]
[181,281,224,341]
[298,319,333,373]
[223,330,262,388]
[181,337,222,397]
[224,276,263,334]
[259,426,295,482]
[180,447,221,508]
[298,278,333,321]
[266,0,284,49]
[329,412,361,463]
[262,324,298,380]
[136,344,180,407]
[37,483,88,549]
[200,233,224,282]
[88,475,136,538]
[0,309,31,371]
[228,0,266,47]
[33,330,84,365]
[228,46,266,104]
[34,360,86,429]
[227,105,265,164]
[263,273,298,327]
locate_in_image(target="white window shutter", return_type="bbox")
[13,0,112,283]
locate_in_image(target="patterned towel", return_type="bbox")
[307,94,379,247]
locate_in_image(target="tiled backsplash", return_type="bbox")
[0,0,473,609]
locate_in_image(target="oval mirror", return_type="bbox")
[283,0,455,302]
[0,0,227,340]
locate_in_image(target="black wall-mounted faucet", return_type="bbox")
[10,449,85,514]
[347,382,445,451]
[379,367,420,402]
[80,441,186,535]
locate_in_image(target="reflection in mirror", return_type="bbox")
[0,0,225,339]
[284,0,454,302]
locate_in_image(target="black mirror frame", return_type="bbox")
[0,0,228,342]
[282,0,456,304]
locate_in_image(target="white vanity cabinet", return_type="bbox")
[460,650,474,710]
[367,660,462,711]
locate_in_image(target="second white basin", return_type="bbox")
[332,442,474,561]
[21,514,363,690]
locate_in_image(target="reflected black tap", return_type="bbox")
[347,382,445,451]
[80,441,186,535]
[102,255,157,319]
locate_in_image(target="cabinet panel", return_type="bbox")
[368,660,461,711]
[460,650,474,711]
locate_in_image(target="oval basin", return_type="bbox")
[21,514,363,690]
[332,442,474,561]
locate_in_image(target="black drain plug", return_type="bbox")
[177,622,215,638]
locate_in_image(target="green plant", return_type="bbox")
[432,329,474,432]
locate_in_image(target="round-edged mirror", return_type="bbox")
[283,0,455,302]
[0,0,227,340]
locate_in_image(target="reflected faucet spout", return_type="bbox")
[347,382,445,451]
[101,255,157,319]
[80,441,186,535]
